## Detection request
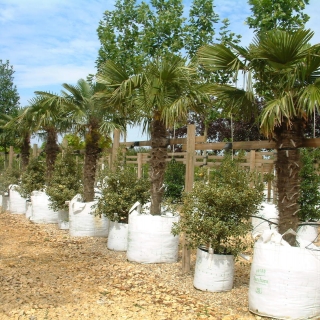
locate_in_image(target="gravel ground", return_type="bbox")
[0,210,271,320]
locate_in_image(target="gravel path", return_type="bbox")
[0,211,265,320]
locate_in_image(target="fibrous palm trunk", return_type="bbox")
[45,127,60,182]
[20,133,31,169]
[150,112,168,215]
[275,119,304,245]
[83,119,101,202]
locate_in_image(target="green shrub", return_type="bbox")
[164,158,185,201]
[94,153,150,224]
[171,154,264,256]
[46,148,82,211]
[298,148,320,222]
[18,157,46,199]
[0,167,21,194]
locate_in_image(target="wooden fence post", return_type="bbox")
[33,144,38,158]
[8,146,14,169]
[111,129,120,170]
[137,153,143,179]
[182,124,195,273]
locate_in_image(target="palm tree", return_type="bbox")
[39,79,122,202]
[97,55,210,215]
[197,29,320,242]
[18,95,71,180]
[1,107,35,169]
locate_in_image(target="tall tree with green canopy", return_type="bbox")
[0,60,20,151]
[246,0,310,33]
[0,60,20,115]
[97,0,222,69]
[97,56,210,214]
[1,107,36,169]
[37,79,122,202]
[198,29,320,244]
[96,0,142,75]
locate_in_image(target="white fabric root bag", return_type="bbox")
[30,191,59,224]
[69,194,109,237]
[127,202,179,263]
[25,201,32,219]
[8,184,26,214]
[127,214,179,263]
[1,193,9,212]
[107,221,129,251]
[193,247,234,292]
[249,229,320,320]
[58,209,69,230]
[297,222,319,243]
[252,202,278,235]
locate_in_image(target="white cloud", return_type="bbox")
[16,64,96,89]
[1,0,319,109]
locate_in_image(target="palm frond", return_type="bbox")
[198,44,247,74]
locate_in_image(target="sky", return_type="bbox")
[1,0,320,142]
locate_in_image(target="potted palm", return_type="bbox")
[46,148,82,229]
[94,153,150,251]
[172,155,264,292]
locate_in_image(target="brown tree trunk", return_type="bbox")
[275,119,304,245]
[45,127,60,182]
[20,133,31,170]
[150,112,168,215]
[83,120,101,202]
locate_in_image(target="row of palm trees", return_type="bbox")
[3,29,320,241]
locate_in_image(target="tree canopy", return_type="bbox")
[246,0,310,33]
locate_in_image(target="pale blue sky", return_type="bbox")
[1,0,319,141]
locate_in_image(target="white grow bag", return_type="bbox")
[69,194,109,237]
[58,209,69,230]
[26,201,32,219]
[252,202,278,235]
[107,221,129,251]
[127,202,180,263]
[30,190,59,224]
[8,184,26,214]
[249,230,320,320]
[297,222,319,243]
[193,247,234,292]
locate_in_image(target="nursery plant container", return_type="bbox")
[8,184,26,214]
[30,190,59,224]
[58,209,69,230]
[249,231,320,320]
[193,247,234,292]
[69,194,109,237]
[127,204,179,263]
[1,192,9,213]
[297,222,320,244]
[26,200,32,219]
[107,221,129,251]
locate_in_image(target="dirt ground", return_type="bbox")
[0,211,269,320]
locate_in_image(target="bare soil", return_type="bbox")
[0,211,267,320]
